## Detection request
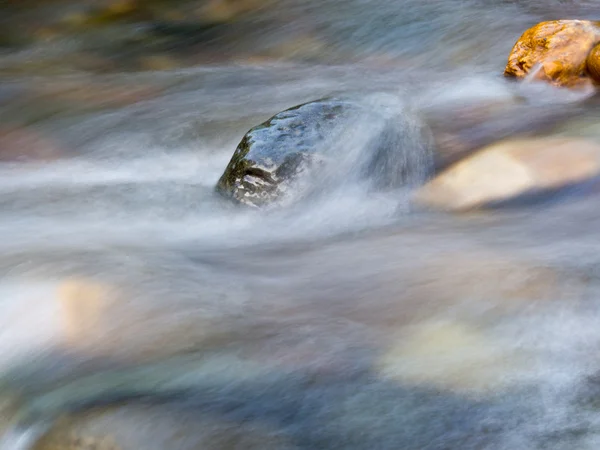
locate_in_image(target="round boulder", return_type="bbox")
[587,43,600,84]
[215,96,434,208]
[504,20,600,87]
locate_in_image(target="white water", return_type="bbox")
[2,1,600,448]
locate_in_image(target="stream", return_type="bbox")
[2,1,600,449]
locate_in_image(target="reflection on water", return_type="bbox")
[2,0,600,449]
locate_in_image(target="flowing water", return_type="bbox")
[2,1,600,449]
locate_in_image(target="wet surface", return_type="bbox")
[3,0,600,449]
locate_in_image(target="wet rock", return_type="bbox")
[7,350,515,450]
[56,278,231,363]
[414,137,600,211]
[504,20,600,88]
[378,320,527,395]
[216,97,433,207]
[587,43,600,84]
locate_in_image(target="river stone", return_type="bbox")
[504,20,600,88]
[587,43,600,84]
[378,320,527,395]
[56,278,232,364]
[215,97,433,207]
[414,137,600,211]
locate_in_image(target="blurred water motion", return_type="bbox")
[2,1,600,449]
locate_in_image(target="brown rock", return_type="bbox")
[414,137,600,211]
[505,20,600,87]
[587,42,600,84]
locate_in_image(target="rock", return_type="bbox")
[216,97,433,207]
[587,43,600,84]
[414,137,600,211]
[425,102,587,170]
[504,20,600,88]
[56,278,230,363]
[378,320,528,395]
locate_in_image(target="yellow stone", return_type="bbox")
[505,20,600,87]
[587,43,600,84]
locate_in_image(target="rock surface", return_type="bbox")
[587,43,600,84]
[414,137,600,211]
[57,278,231,363]
[378,320,527,395]
[216,97,433,207]
[504,20,600,87]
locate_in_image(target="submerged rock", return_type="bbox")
[414,137,600,211]
[56,278,231,364]
[216,97,433,207]
[378,320,527,395]
[504,20,600,88]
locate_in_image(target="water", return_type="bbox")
[2,0,600,448]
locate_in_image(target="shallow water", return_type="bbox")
[2,1,600,449]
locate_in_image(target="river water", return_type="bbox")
[2,1,600,449]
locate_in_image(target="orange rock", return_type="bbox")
[587,43,600,84]
[505,20,600,87]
